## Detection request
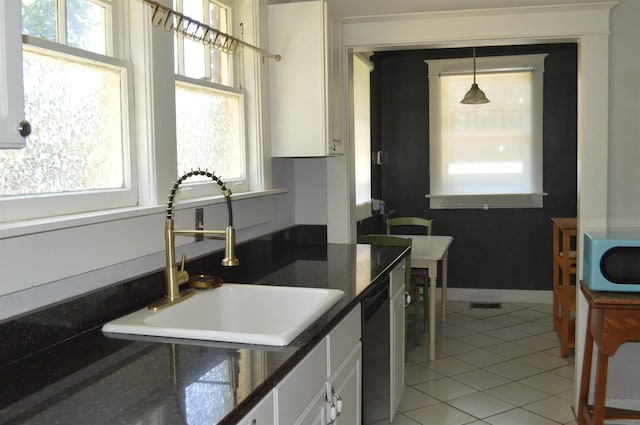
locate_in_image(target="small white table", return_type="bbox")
[399,235,453,361]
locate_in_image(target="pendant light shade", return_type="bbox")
[460,47,490,104]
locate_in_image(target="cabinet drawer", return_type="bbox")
[390,260,406,296]
[275,339,328,424]
[328,304,361,375]
[238,391,274,425]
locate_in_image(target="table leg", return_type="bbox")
[428,262,437,361]
[552,223,560,333]
[592,351,610,425]
[578,315,594,425]
[441,251,448,323]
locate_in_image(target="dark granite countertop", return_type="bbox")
[0,227,408,425]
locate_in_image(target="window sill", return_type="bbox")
[426,192,547,209]
[0,188,287,239]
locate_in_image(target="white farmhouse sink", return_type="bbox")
[102,284,344,346]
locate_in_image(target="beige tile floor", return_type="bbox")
[394,301,578,425]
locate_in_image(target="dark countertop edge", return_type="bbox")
[218,246,409,424]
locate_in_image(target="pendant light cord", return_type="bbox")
[473,47,477,84]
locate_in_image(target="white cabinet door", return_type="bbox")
[294,386,328,425]
[327,305,361,424]
[0,0,29,148]
[248,304,362,425]
[389,260,406,298]
[238,391,275,425]
[328,305,361,374]
[276,339,328,424]
[390,260,407,419]
[328,342,362,424]
[327,8,342,151]
[268,0,342,157]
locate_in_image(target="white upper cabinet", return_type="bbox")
[268,0,343,157]
[0,0,29,149]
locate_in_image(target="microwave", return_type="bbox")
[583,232,640,292]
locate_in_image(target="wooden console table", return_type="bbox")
[577,281,640,425]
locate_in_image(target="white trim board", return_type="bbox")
[443,288,552,304]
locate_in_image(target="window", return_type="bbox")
[1,0,257,224]
[174,0,231,85]
[426,54,547,209]
[173,0,248,196]
[0,0,134,222]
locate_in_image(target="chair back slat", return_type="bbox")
[386,216,433,236]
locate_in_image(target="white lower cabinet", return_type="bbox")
[237,391,274,425]
[327,343,362,424]
[327,305,362,424]
[276,339,328,424]
[239,304,362,425]
[390,260,407,420]
[291,384,330,425]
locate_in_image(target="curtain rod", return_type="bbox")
[141,0,281,61]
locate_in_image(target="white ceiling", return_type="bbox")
[269,0,611,18]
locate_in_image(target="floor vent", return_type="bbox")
[470,302,502,309]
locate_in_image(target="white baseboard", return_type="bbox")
[443,288,553,304]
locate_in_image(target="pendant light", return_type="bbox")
[460,47,490,104]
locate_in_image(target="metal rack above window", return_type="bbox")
[142,0,281,61]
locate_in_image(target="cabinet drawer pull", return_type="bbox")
[334,392,343,413]
[326,395,337,422]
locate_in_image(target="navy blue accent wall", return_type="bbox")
[360,44,578,291]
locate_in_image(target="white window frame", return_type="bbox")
[0,1,137,223]
[172,0,250,198]
[173,0,234,85]
[426,54,547,209]
[174,75,249,198]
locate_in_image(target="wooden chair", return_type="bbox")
[358,234,421,348]
[386,216,435,330]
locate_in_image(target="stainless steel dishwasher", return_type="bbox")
[361,276,391,424]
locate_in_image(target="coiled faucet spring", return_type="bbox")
[166,169,233,223]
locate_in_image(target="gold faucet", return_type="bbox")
[148,170,239,311]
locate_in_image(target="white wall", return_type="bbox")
[295,158,329,225]
[608,0,640,230]
[271,157,329,226]
[0,191,294,321]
